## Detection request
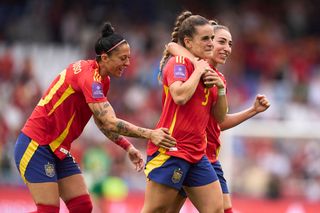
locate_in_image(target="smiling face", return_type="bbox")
[99,43,131,78]
[184,24,214,59]
[211,28,232,66]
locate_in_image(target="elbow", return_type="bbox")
[98,118,118,132]
[173,96,188,105]
[216,116,225,124]
[213,112,227,124]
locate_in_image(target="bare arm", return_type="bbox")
[169,59,211,105]
[220,94,270,130]
[89,101,176,149]
[203,71,228,123]
[167,42,196,63]
[93,117,144,171]
[212,90,228,123]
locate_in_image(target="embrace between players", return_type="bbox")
[14,10,270,213]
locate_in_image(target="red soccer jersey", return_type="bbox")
[147,56,217,163]
[205,68,227,163]
[22,60,109,159]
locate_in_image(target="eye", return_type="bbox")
[120,56,128,61]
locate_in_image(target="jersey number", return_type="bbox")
[202,88,209,106]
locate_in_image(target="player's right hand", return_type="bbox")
[194,59,212,76]
[150,128,176,149]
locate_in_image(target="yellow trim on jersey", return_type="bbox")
[48,85,75,115]
[49,112,76,152]
[19,140,39,183]
[158,108,178,154]
[144,152,171,177]
[38,69,67,106]
[93,69,102,82]
[216,146,221,159]
[175,56,185,64]
[169,109,178,134]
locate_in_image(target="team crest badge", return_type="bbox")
[44,162,56,177]
[171,168,183,183]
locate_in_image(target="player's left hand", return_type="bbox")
[202,70,225,89]
[127,145,144,172]
[253,94,270,113]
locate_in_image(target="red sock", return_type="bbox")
[225,208,233,213]
[66,194,93,213]
[35,204,59,213]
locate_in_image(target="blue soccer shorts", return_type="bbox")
[144,151,218,190]
[14,132,81,183]
[178,160,230,197]
[212,160,229,194]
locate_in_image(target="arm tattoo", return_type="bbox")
[93,102,110,117]
[117,121,129,134]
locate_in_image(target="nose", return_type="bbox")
[124,58,130,66]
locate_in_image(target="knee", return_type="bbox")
[142,203,170,213]
[66,194,93,213]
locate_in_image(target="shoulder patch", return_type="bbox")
[174,64,186,78]
[92,82,104,98]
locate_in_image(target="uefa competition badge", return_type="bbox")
[171,168,183,184]
[44,162,56,177]
[92,82,104,98]
[173,64,186,79]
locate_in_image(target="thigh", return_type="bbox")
[58,174,89,202]
[27,182,60,206]
[141,180,179,213]
[166,192,187,213]
[55,151,87,202]
[183,156,223,213]
[184,180,223,213]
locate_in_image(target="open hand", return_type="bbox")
[127,145,144,172]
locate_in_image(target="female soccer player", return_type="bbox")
[166,22,270,213]
[142,11,227,213]
[14,22,176,213]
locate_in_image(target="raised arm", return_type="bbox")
[89,101,176,149]
[167,42,196,63]
[220,94,270,130]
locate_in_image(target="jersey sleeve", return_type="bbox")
[76,61,108,103]
[163,56,189,86]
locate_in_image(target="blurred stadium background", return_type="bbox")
[0,0,320,212]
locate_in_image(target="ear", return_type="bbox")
[184,37,192,49]
[100,53,110,62]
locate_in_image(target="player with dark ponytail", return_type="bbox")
[14,22,176,213]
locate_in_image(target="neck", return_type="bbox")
[97,61,109,78]
[208,59,218,68]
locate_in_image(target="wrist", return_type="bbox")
[218,88,226,96]
[117,137,132,151]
